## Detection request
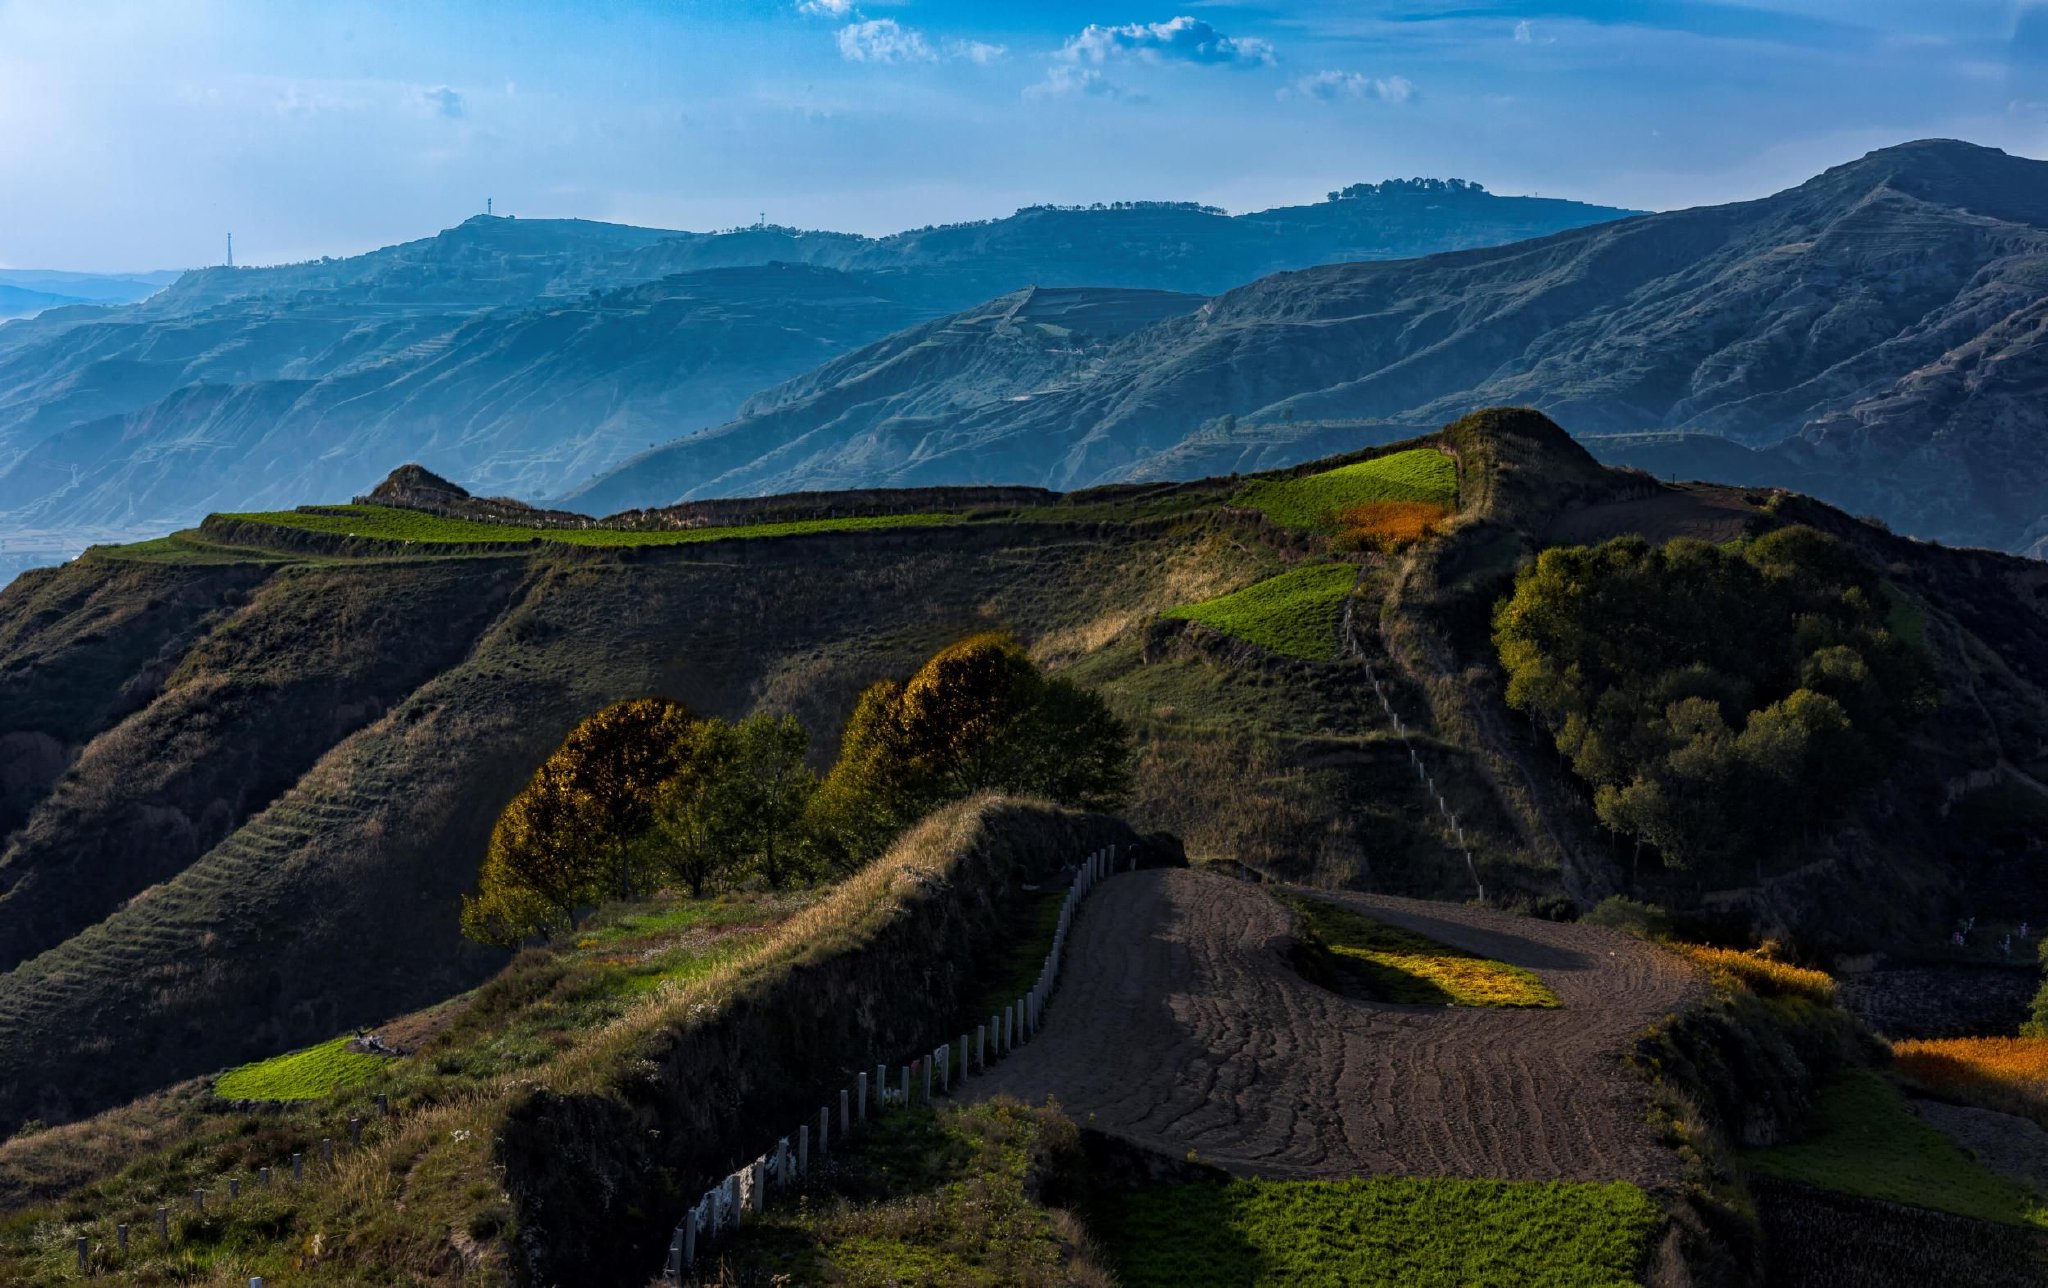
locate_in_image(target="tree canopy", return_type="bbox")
[1493,527,1933,880]
[810,632,1132,872]
[462,633,1131,944]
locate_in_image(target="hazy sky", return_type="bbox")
[3,0,2045,270]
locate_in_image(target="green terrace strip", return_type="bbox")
[1098,1175,1662,1288]
[1286,895,1560,1008]
[213,503,963,547]
[1164,563,1356,661]
[213,1037,387,1102]
[717,1099,1101,1286]
[1234,448,1458,532]
[1742,1070,2048,1228]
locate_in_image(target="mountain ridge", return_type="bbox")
[574,140,2048,556]
[0,181,1638,581]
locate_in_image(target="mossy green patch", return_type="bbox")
[1097,1175,1662,1288]
[1235,449,1458,533]
[1165,563,1355,660]
[1287,895,1560,1008]
[212,503,961,548]
[213,1037,386,1101]
[1743,1070,2047,1227]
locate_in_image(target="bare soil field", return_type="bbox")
[971,870,1702,1189]
[1542,486,1766,548]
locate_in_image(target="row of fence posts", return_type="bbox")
[70,1093,390,1277]
[663,843,1129,1283]
[1341,600,1486,904]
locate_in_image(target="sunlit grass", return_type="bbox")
[213,1037,387,1101]
[1163,563,1355,660]
[1672,944,1835,1005]
[1893,1036,2048,1129]
[1743,1070,2047,1227]
[1098,1175,1661,1288]
[1286,895,1559,1008]
[1235,449,1457,534]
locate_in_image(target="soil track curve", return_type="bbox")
[970,869,1701,1188]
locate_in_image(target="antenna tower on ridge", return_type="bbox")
[226,233,233,268]
[487,196,494,216]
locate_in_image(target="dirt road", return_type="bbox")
[969,869,1701,1188]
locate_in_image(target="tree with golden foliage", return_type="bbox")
[809,632,1130,869]
[460,697,694,945]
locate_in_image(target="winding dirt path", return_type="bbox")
[970,870,1702,1189]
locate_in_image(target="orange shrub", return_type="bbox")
[1330,500,1449,551]
[1673,943,1836,1004]
[1892,1036,2048,1127]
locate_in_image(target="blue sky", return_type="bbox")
[2,0,2044,270]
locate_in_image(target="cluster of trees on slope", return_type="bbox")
[1493,526,1936,883]
[460,632,1131,944]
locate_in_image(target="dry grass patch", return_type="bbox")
[1332,500,1452,552]
[1672,944,1835,1005]
[1894,1037,2048,1129]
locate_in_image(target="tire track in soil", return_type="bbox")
[969,869,1703,1189]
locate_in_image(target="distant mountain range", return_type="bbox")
[0,182,1637,579]
[578,140,2048,558]
[0,270,178,320]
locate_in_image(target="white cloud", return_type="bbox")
[837,19,935,64]
[946,38,1007,66]
[1058,16,1275,68]
[798,0,856,16]
[1283,71,1415,105]
[1026,65,1141,102]
[411,85,465,118]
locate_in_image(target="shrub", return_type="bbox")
[808,633,1132,870]
[1673,944,1836,1005]
[1493,528,1935,880]
[1583,896,1672,941]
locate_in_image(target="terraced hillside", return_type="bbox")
[1,407,2044,1149]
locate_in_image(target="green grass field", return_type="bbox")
[718,1099,1095,1286]
[1235,449,1458,533]
[214,503,961,548]
[1164,563,1356,660]
[1743,1071,2047,1227]
[1287,895,1560,1008]
[213,1036,387,1101]
[1097,1176,1661,1288]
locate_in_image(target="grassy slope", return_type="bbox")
[214,1039,387,1102]
[1236,449,1458,532]
[1742,1071,2045,1227]
[1164,563,1356,660]
[0,515,1246,1140]
[1097,1176,1661,1288]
